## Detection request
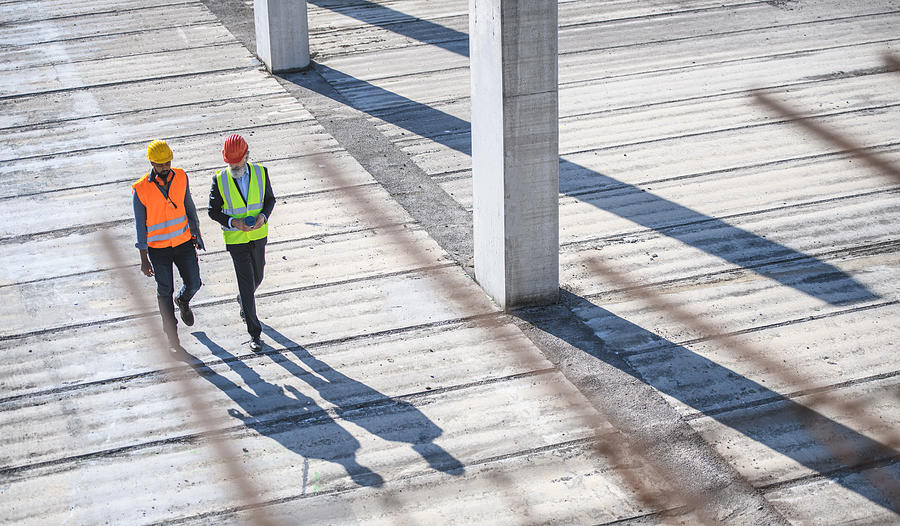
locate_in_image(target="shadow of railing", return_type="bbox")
[189,331,385,488]
[295,1,899,511]
[526,289,899,510]
[276,62,897,508]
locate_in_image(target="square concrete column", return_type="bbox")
[254,0,310,72]
[469,0,559,310]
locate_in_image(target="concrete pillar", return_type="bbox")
[469,0,559,310]
[254,0,310,72]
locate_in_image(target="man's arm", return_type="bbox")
[183,175,200,237]
[133,192,154,277]
[256,166,276,227]
[183,175,204,250]
[208,174,232,228]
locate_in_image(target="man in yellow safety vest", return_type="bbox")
[132,139,204,351]
[208,134,275,351]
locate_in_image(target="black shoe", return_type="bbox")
[249,336,262,352]
[237,294,245,321]
[175,296,194,326]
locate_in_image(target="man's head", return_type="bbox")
[146,139,173,177]
[222,134,249,174]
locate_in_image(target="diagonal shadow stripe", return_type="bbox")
[308,0,470,58]
[293,0,893,509]
[522,290,900,512]
[308,62,878,307]
[283,61,894,510]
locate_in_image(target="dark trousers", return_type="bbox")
[148,240,202,343]
[227,237,267,338]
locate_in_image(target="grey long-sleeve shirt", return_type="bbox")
[133,170,201,250]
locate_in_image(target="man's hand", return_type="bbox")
[139,250,154,277]
[193,234,205,251]
[251,213,266,230]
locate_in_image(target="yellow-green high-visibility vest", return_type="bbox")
[215,163,269,244]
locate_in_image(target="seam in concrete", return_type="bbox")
[602,299,899,359]
[306,0,764,38]
[557,37,900,88]
[424,138,900,184]
[0,221,408,289]
[322,38,900,116]
[760,457,900,493]
[0,366,560,478]
[0,64,263,102]
[667,300,900,351]
[572,240,900,302]
[0,0,202,27]
[318,7,898,67]
[1,315,503,406]
[562,193,900,252]
[554,104,900,161]
[151,436,602,526]
[557,69,897,124]
[379,65,892,131]
[0,91,291,133]
[5,290,893,412]
[686,369,900,421]
[0,150,366,201]
[4,40,247,72]
[7,20,221,49]
[0,116,319,164]
[561,144,900,200]
[0,184,380,245]
[0,262,459,342]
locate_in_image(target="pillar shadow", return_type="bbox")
[188,331,384,488]
[293,0,890,505]
[260,324,465,476]
[307,0,470,58]
[283,63,878,307]
[516,291,900,511]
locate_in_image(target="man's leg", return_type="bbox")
[173,240,202,326]
[228,242,262,339]
[147,246,179,346]
[248,237,267,291]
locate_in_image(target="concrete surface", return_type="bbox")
[1,0,898,525]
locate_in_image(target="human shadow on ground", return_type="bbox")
[260,324,465,476]
[188,331,384,487]
[517,290,900,511]
[284,63,878,308]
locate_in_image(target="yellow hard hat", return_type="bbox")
[146,139,173,163]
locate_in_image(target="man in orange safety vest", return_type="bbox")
[132,139,205,351]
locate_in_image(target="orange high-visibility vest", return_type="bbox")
[132,169,193,249]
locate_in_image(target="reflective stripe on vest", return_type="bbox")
[147,220,189,242]
[148,215,188,232]
[216,163,268,244]
[132,169,193,249]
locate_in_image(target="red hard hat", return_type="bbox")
[222,134,249,163]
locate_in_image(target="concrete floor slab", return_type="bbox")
[3,0,898,523]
